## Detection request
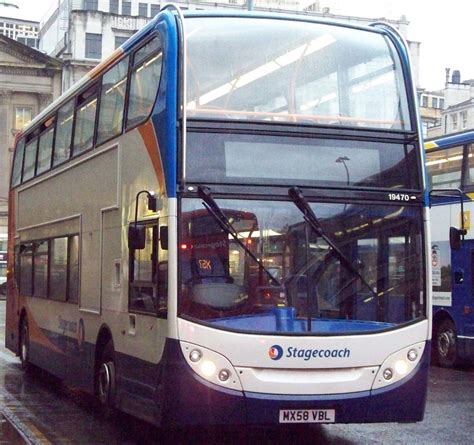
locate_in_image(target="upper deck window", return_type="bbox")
[185,17,411,130]
[426,145,463,189]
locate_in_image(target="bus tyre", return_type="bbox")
[435,319,458,368]
[19,317,30,371]
[97,341,116,410]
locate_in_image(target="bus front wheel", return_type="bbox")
[19,317,30,371]
[96,341,116,409]
[435,319,458,368]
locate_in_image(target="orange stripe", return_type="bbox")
[89,48,124,80]
[22,300,64,355]
[138,120,167,196]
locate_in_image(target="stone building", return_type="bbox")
[0,1,39,48]
[0,34,62,239]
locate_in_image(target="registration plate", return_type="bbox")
[279,409,335,423]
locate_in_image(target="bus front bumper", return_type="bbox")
[160,339,430,426]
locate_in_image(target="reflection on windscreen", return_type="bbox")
[185,17,410,129]
[179,198,424,335]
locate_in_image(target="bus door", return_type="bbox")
[451,240,474,340]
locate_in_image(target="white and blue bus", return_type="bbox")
[7,8,430,426]
[426,129,474,367]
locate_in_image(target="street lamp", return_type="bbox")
[335,156,350,185]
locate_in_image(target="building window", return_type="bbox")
[440,98,445,109]
[26,38,37,48]
[122,1,131,15]
[139,2,148,16]
[85,33,102,59]
[451,113,458,131]
[421,95,428,108]
[84,0,98,10]
[15,106,33,129]
[150,4,160,16]
[462,111,468,129]
[431,97,438,109]
[110,0,119,13]
[114,35,128,49]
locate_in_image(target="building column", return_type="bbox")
[0,89,12,234]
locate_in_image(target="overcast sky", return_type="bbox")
[13,0,474,91]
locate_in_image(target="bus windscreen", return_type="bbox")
[186,17,411,130]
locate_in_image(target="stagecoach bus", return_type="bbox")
[6,7,430,426]
[425,129,474,367]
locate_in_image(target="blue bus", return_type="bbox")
[7,7,430,426]
[426,129,474,367]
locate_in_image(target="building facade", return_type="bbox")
[0,35,62,239]
[425,70,474,139]
[0,2,39,49]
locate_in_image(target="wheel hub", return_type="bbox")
[438,330,454,357]
[98,362,112,404]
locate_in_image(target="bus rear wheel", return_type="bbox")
[96,341,116,409]
[19,317,30,371]
[435,319,458,368]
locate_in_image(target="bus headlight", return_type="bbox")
[189,349,202,363]
[372,342,425,390]
[407,348,418,362]
[201,360,217,377]
[218,369,231,382]
[181,341,242,391]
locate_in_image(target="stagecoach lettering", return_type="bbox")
[58,317,78,334]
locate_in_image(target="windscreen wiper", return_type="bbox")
[197,186,281,287]
[288,186,377,299]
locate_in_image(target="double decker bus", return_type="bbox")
[7,8,430,426]
[425,129,474,367]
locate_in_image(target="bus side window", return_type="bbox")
[73,83,99,156]
[11,139,25,187]
[53,99,74,166]
[36,119,55,176]
[22,137,38,182]
[126,36,163,128]
[19,244,33,296]
[129,222,167,317]
[97,55,129,145]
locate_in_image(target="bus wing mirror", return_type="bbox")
[128,225,146,250]
[450,226,466,251]
[160,226,168,250]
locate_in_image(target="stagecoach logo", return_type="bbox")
[269,345,284,360]
[268,345,351,361]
